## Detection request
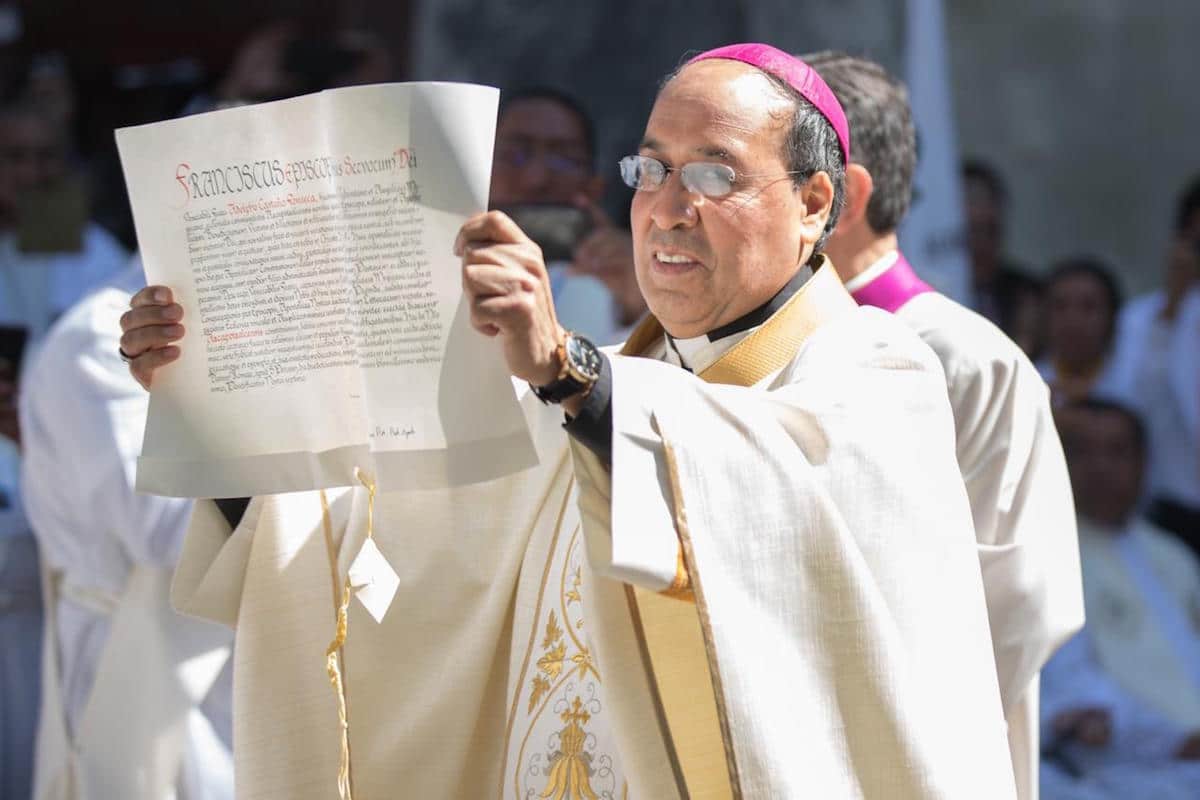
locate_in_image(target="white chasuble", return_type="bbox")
[574,262,1017,798]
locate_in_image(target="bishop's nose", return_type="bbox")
[647,175,701,231]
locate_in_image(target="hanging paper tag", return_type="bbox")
[347,538,400,624]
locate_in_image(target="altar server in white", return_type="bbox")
[0,102,128,800]
[1041,399,1200,800]
[1104,233,1200,544]
[20,259,233,800]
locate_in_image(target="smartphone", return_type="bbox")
[0,325,28,375]
[502,204,593,263]
[16,177,88,254]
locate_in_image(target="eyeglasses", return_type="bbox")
[495,140,591,177]
[618,154,803,199]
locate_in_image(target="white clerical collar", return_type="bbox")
[663,262,814,373]
[841,250,899,294]
[665,328,752,373]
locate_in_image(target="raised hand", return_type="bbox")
[119,286,185,390]
[456,210,564,387]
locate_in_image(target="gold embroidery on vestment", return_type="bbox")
[539,697,602,800]
[500,469,576,798]
[516,526,622,798]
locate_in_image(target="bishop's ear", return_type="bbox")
[798,170,837,246]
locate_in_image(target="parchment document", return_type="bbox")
[117,82,537,497]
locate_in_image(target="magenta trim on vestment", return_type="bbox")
[850,252,934,313]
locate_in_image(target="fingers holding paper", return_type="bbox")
[457,211,564,387]
[120,285,185,390]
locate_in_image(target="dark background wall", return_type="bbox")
[947,1,1200,292]
[14,0,1200,293]
[411,0,906,227]
[413,0,1200,293]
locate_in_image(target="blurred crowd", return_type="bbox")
[0,18,1196,800]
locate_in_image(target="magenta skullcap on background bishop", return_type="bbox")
[686,43,850,164]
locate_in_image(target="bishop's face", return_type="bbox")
[631,60,823,339]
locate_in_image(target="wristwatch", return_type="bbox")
[532,331,603,404]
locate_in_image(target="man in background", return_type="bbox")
[0,103,128,340]
[1037,257,1125,405]
[962,159,1042,355]
[810,51,1082,800]
[490,88,644,343]
[20,258,233,800]
[0,100,126,800]
[1042,399,1200,800]
[1176,176,1200,243]
[1103,187,1200,548]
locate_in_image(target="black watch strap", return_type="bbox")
[532,332,602,404]
[533,373,589,404]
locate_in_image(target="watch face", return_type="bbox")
[565,334,603,382]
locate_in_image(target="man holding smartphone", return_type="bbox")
[491,88,645,343]
[0,101,127,799]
